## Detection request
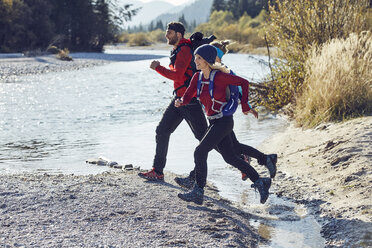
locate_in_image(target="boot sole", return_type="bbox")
[138,173,164,181]
[177,193,203,205]
[174,178,194,189]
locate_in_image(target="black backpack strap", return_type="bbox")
[171,43,196,95]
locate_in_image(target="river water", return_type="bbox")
[0,49,325,247]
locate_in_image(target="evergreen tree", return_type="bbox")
[0,0,138,52]
[94,0,114,51]
[24,0,54,50]
[156,20,164,30]
[178,14,188,30]
[226,0,239,19]
[211,0,226,13]
[238,0,249,17]
[148,21,154,31]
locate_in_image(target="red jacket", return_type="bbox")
[182,71,251,116]
[155,38,194,97]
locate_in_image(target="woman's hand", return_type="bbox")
[175,98,183,107]
[243,109,258,118]
[249,109,258,118]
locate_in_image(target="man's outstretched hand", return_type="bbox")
[150,60,160,70]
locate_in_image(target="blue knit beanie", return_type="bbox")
[194,44,217,64]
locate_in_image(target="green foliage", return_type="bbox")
[0,0,138,52]
[195,10,267,46]
[264,0,369,112]
[211,0,225,13]
[211,0,268,19]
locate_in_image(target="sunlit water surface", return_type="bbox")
[0,49,325,247]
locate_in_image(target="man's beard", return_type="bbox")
[168,36,178,45]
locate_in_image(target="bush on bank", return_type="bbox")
[118,29,166,46]
[295,31,372,127]
[263,0,370,126]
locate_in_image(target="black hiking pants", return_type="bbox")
[230,131,267,165]
[194,115,259,188]
[153,97,208,174]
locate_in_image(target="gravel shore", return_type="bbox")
[0,171,260,247]
[0,55,109,83]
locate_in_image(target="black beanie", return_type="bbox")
[194,44,217,64]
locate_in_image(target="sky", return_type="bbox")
[139,0,192,6]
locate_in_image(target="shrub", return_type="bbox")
[148,29,166,43]
[264,0,369,111]
[194,10,267,49]
[56,48,72,61]
[127,32,151,46]
[117,32,130,43]
[295,31,372,127]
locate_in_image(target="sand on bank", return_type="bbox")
[0,48,168,83]
[0,171,261,247]
[259,116,372,247]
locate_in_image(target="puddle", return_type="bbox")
[249,200,325,247]
[216,181,326,248]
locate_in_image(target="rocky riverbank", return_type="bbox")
[0,54,108,83]
[0,171,261,247]
[260,116,372,247]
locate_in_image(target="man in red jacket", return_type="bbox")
[138,22,208,181]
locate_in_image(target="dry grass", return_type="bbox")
[127,32,151,46]
[295,31,372,127]
[56,48,73,61]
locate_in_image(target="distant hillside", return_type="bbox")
[152,0,213,29]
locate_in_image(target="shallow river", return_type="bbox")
[0,49,325,247]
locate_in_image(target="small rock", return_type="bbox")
[123,164,133,171]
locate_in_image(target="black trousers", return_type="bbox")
[153,97,208,174]
[230,131,266,165]
[194,115,259,188]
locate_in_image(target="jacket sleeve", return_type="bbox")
[181,73,199,105]
[219,73,251,112]
[155,46,192,81]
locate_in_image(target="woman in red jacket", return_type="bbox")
[175,44,271,205]
[174,40,277,189]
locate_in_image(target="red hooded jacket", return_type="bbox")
[182,71,251,117]
[155,38,195,97]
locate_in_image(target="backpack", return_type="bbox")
[196,69,241,118]
[170,32,217,95]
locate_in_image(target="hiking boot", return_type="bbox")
[138,168,164,181]
[177,183,204,205]
[175,176,195,189]
[265,154,277,178]
[251,177,271,204]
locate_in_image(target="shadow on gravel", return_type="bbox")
[70,53,166,62]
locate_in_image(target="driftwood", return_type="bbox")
[248,80,274,108]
